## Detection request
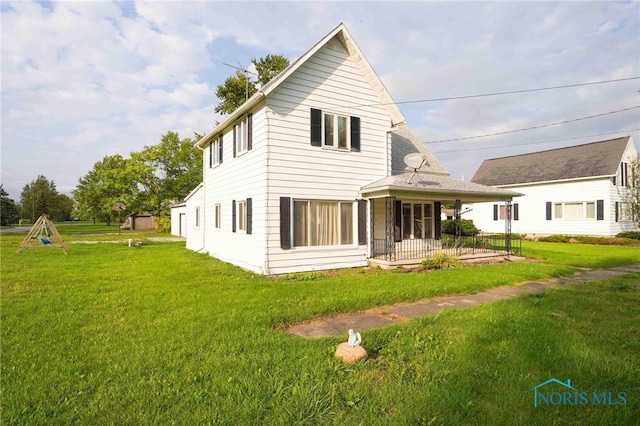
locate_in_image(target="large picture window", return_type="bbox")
[293,200,353,246]
[553,201,596,220]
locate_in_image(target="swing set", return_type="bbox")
[16,214,68,255]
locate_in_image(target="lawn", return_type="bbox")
[1,235,639,425]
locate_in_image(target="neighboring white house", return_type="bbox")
[466,137,638,237]
[185,23,519,274]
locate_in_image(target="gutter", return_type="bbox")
[196,92,266,148]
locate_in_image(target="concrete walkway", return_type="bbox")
[287,264,640,338]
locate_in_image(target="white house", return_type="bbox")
[466,137,638,237]
[184,23,519,274]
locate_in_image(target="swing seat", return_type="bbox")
[39,237,51,245]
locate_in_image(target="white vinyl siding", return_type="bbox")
[264,37,388,273]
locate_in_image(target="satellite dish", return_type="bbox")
[404,153,427,169]
[112,202,126,211]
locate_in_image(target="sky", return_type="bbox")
[2,1,639,201]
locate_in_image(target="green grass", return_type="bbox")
[2,237,639,424]
[522,241,640,268]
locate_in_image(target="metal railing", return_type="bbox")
[372,233,522,261]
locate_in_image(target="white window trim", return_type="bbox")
[236,118,249,156]
[553,201,596,221]
[210,139,221,168]
[237,200,247,232]
[321,111,350,150]
[292,199,355,248]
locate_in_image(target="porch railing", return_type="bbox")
[371,233,522,262]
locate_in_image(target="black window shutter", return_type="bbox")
[247,113,253,151]
[615,202,619,222]
[310,108,322,146]
[246,198,252,234]
[394,200,402,242]
[493,204,498,221]
[280,197,291,249]
[597,199,604,221]
[546,202,552,220]
[358,199,367,245]
[209,141,213,168]
[233,125,237,158]
[350,116,361,152]
[514,203,519,221]
[219,134,223,164]
[232,200,236,232]
[434,201,442,240]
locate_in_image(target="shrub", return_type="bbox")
[538,235,570,243]
[421,252,463,270]
[616,231,640,240]
[156,216,171,233]
[442,219,479,236]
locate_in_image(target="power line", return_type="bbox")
[346,76,640,108]
[431,128,640,154]
[423,105,640,144]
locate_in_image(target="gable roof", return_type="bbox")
[390,124,449,176]
[471,137,631,186]
[197,23,405,148]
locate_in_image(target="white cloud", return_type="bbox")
[1,1,639,200]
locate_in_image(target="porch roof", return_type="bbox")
[361,173,522,202]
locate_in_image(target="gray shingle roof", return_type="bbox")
[390,124,449,176]
[471,137,631,186]
[361,172,521,202]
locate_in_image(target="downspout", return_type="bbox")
[195,144,206,253]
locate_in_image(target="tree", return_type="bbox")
[73,155,140,225]
[19,175,60,222]
[214,54,289,114]
[621,155,640,232]
[252,54,290,86]
[130,131,203,216]
[0,184,20,226]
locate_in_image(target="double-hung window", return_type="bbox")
[233,114,252,157]
[323,113,349,149]
[310,108,360,151]
[214,204,221,229]
[293,200,353,246]
[209,135,223,167]
[238,200,247,232]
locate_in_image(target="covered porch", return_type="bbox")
[361,173,522,266]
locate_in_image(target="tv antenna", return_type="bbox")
[404,153,428,183]
[223,62,258,101]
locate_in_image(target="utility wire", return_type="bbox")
[431,128,640,154]
[423,105,640,144]
[345,76,640,108]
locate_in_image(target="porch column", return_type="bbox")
[385,197,395,261]
[454,199,461,238]
[504,201,512,256]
